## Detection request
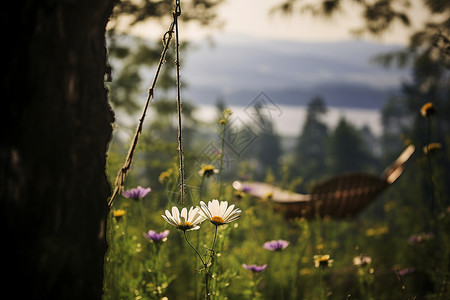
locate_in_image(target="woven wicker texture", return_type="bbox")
[233,145,415,219]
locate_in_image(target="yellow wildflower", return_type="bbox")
[219,108,232,125]
[198,164,219,177]
[420,102,436,117]
[423,142,442,155]
[113,209,126,220]
[159,171,170,184]
[314,254,334,268]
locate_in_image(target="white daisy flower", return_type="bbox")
[162,206,205,231]
[200,199,241,226]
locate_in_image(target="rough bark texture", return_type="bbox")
[1,1,116,298]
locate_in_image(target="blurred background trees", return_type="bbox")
[293,96,329,189]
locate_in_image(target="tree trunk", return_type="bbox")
[1,0,116,298]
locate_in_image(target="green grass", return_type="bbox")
[102,165,449,299]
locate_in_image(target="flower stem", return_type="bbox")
[199,176,205,202]
[219,125,225,198]
[183,231,210,299]
[205,266,210,300]
[208,226,219,299]
[426,117,435,222]
[320,268,326,300]
[211,225,218,253]
[184,230,205,266]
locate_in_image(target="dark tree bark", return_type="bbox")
[1,0,116,299]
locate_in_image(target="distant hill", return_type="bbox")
[184,83,400,110]
[182,34,409,110]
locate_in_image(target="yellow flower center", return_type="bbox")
[177,221,194,231]
[211,216,225,225]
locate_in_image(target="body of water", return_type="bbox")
[193,104,382,137]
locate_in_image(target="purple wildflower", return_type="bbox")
[241,185,252,193]
[397,267,415,277]
[408,232,434,244]
[122,186,151,201]
[242,264,267,273]
[144,230,170,243]
[263,239,289,251]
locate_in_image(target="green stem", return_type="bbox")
[426,117,435,221]
[211,225,218,253]
[320,268,326,300]
[205,266,210,300]
[199,176,205,202]
[183,231,210,299]
[153,244,162,296]
[207,226,219,299]
[219,125,225,198]
[139,200,146,227]
[184,230,205,266]
[195,229,201,300]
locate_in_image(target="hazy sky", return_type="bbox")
[212,0,367,42]
[128,0,428,44]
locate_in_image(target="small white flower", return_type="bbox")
[162,206,205,231]
[200,199,241,226]
[353,254,372,267]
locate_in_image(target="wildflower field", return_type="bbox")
[102,103,449,300]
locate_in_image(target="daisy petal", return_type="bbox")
[226,214,240,223]
[162,215,177,227]
[218,201,228,217]
[211,199,220,215]
[200,201,212,219]
[222,204,235,221]
[172,206,180,223]
[225,210,241,223]
[188,207,198,223]
[181,207,188,221]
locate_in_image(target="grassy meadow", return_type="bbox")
[102,103,449,300]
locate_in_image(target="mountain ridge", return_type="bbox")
[182,35,409,110]
[184,82,401,110]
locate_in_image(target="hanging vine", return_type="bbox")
[108,0,185,208]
